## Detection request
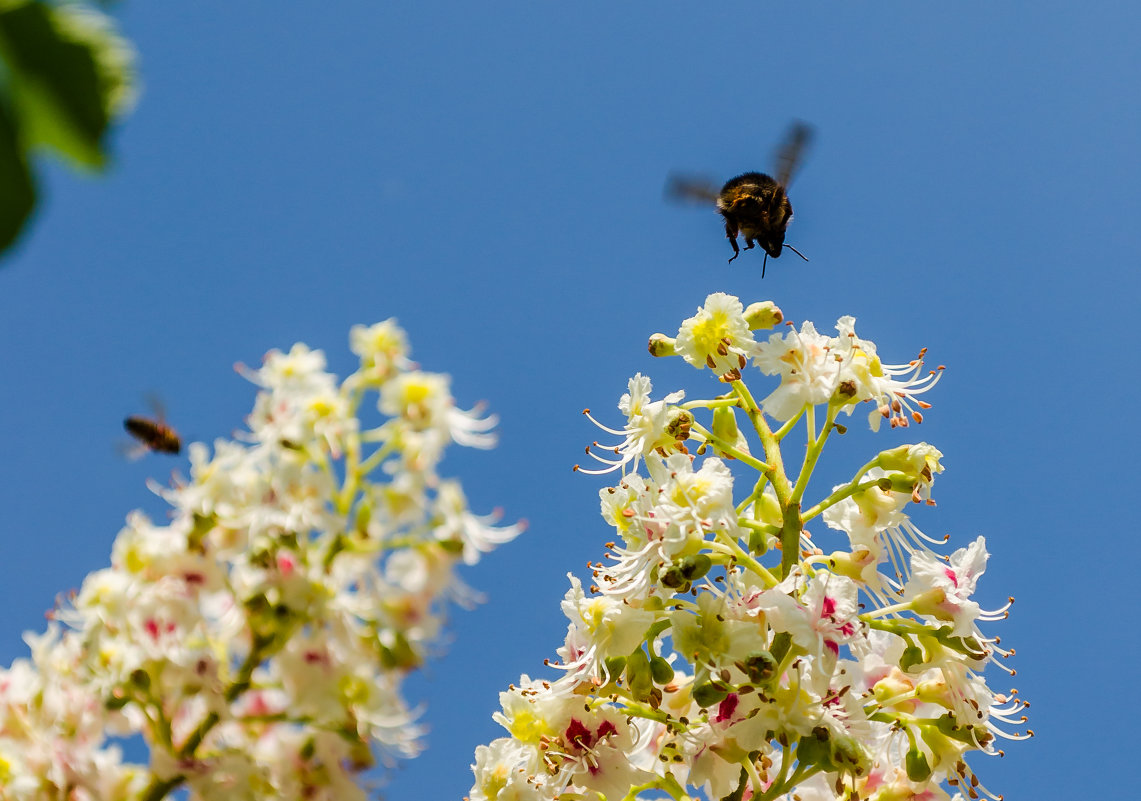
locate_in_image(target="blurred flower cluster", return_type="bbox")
[0,320,522,801]
[469,294,1028,801]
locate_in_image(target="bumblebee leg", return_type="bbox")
[762,252,768,279]
[725,221,741,263]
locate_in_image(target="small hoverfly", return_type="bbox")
[667,121,813,277]
[123,400,181,458]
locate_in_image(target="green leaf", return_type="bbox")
[0,96,35,254]
[0,1,115,168]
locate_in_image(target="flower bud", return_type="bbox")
[711,405,750,458]
[650,655,675,684]
[824,548,875,582]
[872,667,915,705]
[679,553,712,581]
[905,747,932,782]
[648,333,676,357]
[908,587,950,620]
[750,491,783,528]
[626,647,655,702]
[916,677,953,708]
[743,301,783,330]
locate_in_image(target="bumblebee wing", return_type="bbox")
[773,121,813,187]
[117,437,149,461]
[144,392,168,424]
[665,174,721,205]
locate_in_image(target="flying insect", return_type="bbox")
[667,121,813,277]
[123,403,182,458]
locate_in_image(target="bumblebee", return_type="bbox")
[123,414,181,456]
[668,121,813,277]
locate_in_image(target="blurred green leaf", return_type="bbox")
[0,0,111,169]
[0,98,35,253]
[0,1,137,260]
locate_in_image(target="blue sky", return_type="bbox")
[2,2,1137,798]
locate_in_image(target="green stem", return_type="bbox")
[680,396,739,411]
[689,423,771,472]
[712,529,780,588]
[771,407,805,441]
[730,380,800,578]
[788,402,839,507]
[358,440,398,477]
[801,476,885,523]
[620,774,692,801]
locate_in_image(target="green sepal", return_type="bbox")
[769,631,793,664]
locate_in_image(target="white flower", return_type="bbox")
[596,455,737,600]
[905,536,1004,636]
[579,374,687,476]
[379,371,498,471]
[831,316,943,431]
[753,320,839,420]
[755,572,861,664]
[675,293,761,378]
[754,316,942,428]
[434,479,525,565]
[556,575,657,677]
[469,737,545,801]
[350,318,412,383]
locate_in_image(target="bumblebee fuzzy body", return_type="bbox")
[715,171,793,263]
[124,415,182,455]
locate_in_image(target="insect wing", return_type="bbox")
[773,121,813,188]
[665,174,721,205]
